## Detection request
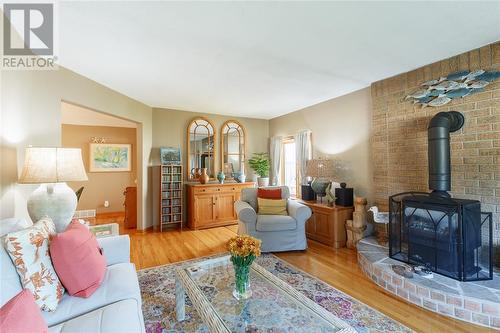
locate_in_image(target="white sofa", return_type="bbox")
[0,218,145,333]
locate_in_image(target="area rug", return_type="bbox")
[138,253,413,333]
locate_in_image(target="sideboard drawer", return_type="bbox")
[193,185,240,195]
[193,187,220,194]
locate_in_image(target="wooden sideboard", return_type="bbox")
[186,182,255,230]
[299,200,353,248]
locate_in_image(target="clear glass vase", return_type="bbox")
[232,263,252,300]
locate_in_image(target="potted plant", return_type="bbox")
[248,152,270,187]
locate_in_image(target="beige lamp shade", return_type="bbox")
[19,147,88,184]
[306,158,335,179]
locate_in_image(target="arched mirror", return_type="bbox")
[187,118,216,180]
[221,120,245,178]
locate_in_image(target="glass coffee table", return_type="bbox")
[175,255,355,333]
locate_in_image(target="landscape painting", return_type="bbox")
[160,146,181,165]
[89,143,132,172]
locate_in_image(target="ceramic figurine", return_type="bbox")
[237,173,246,183]
[232,171,240,180]
[421,77,444,86]
[217,171,225,184]
[443,88,470,99]
[465,69,485,81]
[475,71,500,82]
[368,206,389,246]
[427,96,451,107]
[199,168,209,184]
[405,88,429,100]
[468,80,489,89]
[446,70,469,81]
[325,183,336,207]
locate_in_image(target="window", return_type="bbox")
[282,139,297,196]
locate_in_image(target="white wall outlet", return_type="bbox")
[104,200,110,208]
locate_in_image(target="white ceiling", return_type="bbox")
[59,1,500,119]
[61,102,137,128]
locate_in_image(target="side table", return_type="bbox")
[299,200,353,248]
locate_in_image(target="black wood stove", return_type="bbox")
[389,111,493,281]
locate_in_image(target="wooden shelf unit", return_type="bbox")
[153,165,183,231]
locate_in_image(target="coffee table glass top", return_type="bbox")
[177,256,354,333]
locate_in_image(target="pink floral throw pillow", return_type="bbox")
[4,217,64,312]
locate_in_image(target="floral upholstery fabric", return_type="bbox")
[4,217,64,312]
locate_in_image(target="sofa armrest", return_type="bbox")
[97,235,130,266]
[288,200,312,223]
[235,200,257,224]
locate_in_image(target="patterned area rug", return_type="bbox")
[138,253,413,333]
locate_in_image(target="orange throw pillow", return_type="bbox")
[50,221,106,298]
[257,188,282,200]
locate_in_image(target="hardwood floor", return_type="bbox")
[97,215,494,333]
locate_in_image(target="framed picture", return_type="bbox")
[160,147,182,165]
[89,143,132,172]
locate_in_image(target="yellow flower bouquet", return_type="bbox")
[226,235,261,299]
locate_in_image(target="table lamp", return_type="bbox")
[306,158,334,201]
[18,147,88,232]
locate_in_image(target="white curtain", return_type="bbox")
[269,136,282,186]
[295,130,312,186]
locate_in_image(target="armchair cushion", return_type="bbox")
[257,198,287,215]
[256,215,297,232]
[241,186,290,211]
[257,188,282,199]
[234,201,257,224]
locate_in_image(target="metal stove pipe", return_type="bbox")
[428,111,464,197]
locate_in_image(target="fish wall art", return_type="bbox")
[405,69,500,107]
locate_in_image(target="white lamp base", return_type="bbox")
[27,183,77,232]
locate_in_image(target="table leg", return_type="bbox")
[175,278,185,321]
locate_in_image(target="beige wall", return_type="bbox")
[152,108,269,178]
[61,124,137,213]
[1,67,153,229]
[269,88,373,202]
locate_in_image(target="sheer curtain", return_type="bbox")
[295,130,312,186]
[269,136,282,186]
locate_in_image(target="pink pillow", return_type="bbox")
[0,289,48,333]
[50,221,106,298]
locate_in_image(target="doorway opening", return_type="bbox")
[60,101,138,233]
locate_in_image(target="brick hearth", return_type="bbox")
[357,237,500,329]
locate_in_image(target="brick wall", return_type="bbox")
[371,42,500,260]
